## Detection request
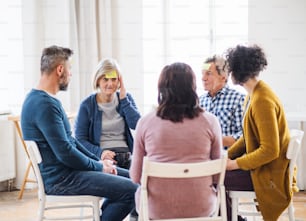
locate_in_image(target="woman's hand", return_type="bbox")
[101,150,116,161]
[118,75,126,99]
[226,158,239,170]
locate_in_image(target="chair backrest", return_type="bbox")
[25,140,46,200]
[139,153,228,221]
[287,129,304,188]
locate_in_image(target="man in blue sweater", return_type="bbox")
[21,45,137,221]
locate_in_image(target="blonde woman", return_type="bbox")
[75,58,141,170]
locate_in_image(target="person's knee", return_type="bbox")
[117,167,130,178]
[121,182,138,201]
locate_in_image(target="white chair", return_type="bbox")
[25,140,102,221]
[138,154,228,221]
[229,129,304,221]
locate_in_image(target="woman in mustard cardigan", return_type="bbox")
[225,44,291,221]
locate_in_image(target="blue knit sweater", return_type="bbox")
[74,92,141,158]
[21,89,102,190]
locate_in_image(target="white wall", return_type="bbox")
[0,117,15,191]
[249,0,306,113]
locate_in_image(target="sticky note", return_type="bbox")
[105,70,117,79]
[202,63,211,70]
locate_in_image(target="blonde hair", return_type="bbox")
[92,58,121,90]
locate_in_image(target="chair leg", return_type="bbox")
[18,162,32,199]
[220,188,227,221]
[232,196,238,221]
[80,206,84,220]
[93,199,101,221]
[37,200,45,221]
[288,202,295,221]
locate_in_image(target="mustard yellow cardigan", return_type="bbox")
[228,80,291,221]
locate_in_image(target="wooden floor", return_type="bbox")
[0,188,129,221]
[0,188,306,221]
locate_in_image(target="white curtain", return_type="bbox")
[22,0,114,113]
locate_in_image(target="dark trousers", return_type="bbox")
[224,169,254,221]
[114,151,131,169]
[104,147,132,170]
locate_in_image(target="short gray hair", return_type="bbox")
[204,55,228,76]
[92,58,121,90]
[40,45,73,74]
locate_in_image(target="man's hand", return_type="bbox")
[102,159,117,175]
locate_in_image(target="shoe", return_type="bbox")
[238,215,247,221]
[129,215,138,221]
[129,208,138,221]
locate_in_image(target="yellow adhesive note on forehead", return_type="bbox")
[105,70,117,79]
[202,63,211,70]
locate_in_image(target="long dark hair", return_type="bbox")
[156,62,203,122]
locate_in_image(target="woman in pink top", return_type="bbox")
[130,62,223,219]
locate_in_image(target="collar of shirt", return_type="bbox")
[205,84,230,98]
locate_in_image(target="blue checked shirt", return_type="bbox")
[199,85,245,141]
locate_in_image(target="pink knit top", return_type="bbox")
[130,110,222,219]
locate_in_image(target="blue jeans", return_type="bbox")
[46,167,138,221]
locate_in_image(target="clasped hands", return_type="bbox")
[101,150,117,175]
[102,159,117,175]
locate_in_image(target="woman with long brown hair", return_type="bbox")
[130,62,223,219]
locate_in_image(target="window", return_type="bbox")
[0,1,247,115]
[0,0,24,114]
[142,0,248,114]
